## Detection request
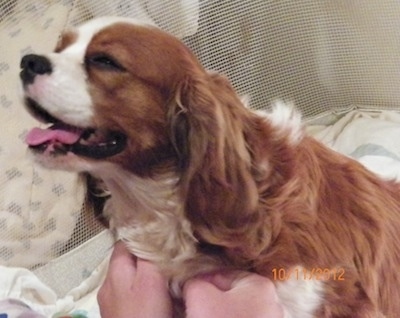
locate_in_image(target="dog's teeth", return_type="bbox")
[81,129,96,140]
[79,139,92,146]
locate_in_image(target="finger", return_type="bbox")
[231,273,277,293]
[136,259,165,278]
[183,270,241,300]
[192,270,251,291]
[183,277,221,303]
[110,240,133,259]
[106,241,137,281]
[135,259,169,288]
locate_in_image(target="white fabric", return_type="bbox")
[309,110,400,181]
[33,230,115,298]
[0,255,109,317]
[0,230,114,317]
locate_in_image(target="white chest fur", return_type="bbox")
[276,266,324,317]
[97,166,198,269]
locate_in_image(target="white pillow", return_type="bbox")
[0,1,88,268]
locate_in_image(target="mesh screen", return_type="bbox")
[66,0,400,118]
[1,0,399,269]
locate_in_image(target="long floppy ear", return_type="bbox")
[169,71,269,259]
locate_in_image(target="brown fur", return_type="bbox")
[46,22,400,316]
[55,30,77,53]
[87,23,400,317]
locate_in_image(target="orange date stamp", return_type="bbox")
[272,267,345,281]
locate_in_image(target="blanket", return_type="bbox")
[0,230,113,317]
[309,110,400,180]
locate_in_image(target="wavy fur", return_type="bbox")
[22,18,400,317]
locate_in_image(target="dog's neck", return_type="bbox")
[93,164,199,268]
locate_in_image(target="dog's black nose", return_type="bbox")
[20,54,52,85]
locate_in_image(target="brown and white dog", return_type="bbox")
[20,17,400,317]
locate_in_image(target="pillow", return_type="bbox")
[0,0,92,268]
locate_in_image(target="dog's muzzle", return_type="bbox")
[19,54,128,159]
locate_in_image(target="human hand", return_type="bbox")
[98,242,284,318]
[183,271,285,318]
[97,241,172,318]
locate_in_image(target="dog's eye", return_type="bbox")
[85,54,125,71]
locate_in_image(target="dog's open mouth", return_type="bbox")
[24,98,127,159]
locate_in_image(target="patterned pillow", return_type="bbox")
[0,0,88,268]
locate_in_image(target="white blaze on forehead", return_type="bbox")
[64,16,156,59]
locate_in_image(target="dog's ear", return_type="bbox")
[168,72,223,171]
[168,71,271,259]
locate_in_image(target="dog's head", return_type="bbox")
[20,17,192,173]
[20,17,299,258]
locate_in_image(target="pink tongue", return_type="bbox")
[26,127,82,146]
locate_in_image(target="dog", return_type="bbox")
[20,16,400,317]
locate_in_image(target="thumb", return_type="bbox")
[183,270,250,297]
[183,273,230,314]
[199,270,252,291]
